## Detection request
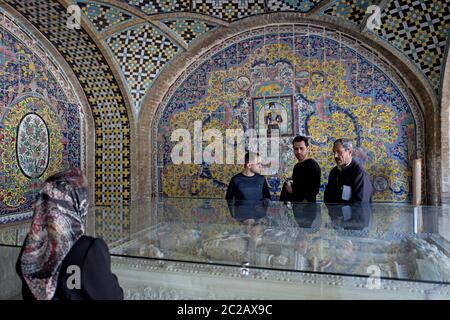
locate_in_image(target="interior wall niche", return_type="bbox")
[153,24,425,203]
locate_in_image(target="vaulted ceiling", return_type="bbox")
[32,0,450,120]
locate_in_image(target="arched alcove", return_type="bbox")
[0,10,90,224]
[140,13,436,204]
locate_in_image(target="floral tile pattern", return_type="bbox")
[155,25,424,203]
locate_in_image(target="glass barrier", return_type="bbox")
[2,199,450,287]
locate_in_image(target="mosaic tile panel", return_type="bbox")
[376,0,450,91]
[267,0,324,13]
[0,11,83,224]
[163,19,216,45]
[3,0,131,209]
[0,95,71,211]
[155,25,424,203]
[106,23,180,116]
[77,0,134,33]
[118,0,190,15]
[321,0,373,25]
[192,0,265,22]
[16,113,50,179]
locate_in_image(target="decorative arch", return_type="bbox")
[0,0,137,243]
[140,13,438,204]
[2,0,135,209]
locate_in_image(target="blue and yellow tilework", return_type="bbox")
[77,0,134,33]
[0,11,82,224]
[163,19,216,45]
[322,0,450,93]
[376,0,450,91]
[4,0,132,212]
[322,0,373,24]
[192,0,265,22]
[106,23,180,115]
[267,0,324,12]
[118,0,190,15]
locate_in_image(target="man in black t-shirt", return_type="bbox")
[280,136,321,203]
[226,152,271,221]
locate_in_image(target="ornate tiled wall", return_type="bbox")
[155,25,424,203]
[78,0,134,33]
[4,0,131,206]
[192,0,265,21]
[106,23,180,115]
[376,0,450,91]
[75,0,450,123]
[118,0,326,18]
[1,0,447,227]
[118,0,190,15]
[163,19,216,45]
[322,0,450,93]
[266,0,324,12]
[2,0,131,241]
[0,11,83,224]
[322,0,373,24]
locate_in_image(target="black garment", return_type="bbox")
[326,204,372,230]
[280,159,321,203]
[324,159,373,204]
[225,173,271,220]
[16,235,124,300]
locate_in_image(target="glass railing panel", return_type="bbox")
[2,198,449,285]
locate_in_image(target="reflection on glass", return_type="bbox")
[105,199,450,284]
[325,204,371,230]
[293,203,321,229]
[2,198,450,285]
[227,199,269,223]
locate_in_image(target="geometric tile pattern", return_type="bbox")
[0,11,83,224]
[192,0,265,22]
[0,221,29,246]
[322,0,374,24]
[95,207,130,246]
[118,0,190,15]
[267,0,324,12]
[106,23,180,115]
[115,0,328,20]
[4,0,131,208]
[377,0,450,91]
[77,0,134,33]
[163,19,216,45]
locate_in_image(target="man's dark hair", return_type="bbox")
[245,151,260,165]
[292,135,309,147]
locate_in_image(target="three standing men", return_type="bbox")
[226,137,373,206]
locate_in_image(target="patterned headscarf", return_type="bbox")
[20,167,88,300]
